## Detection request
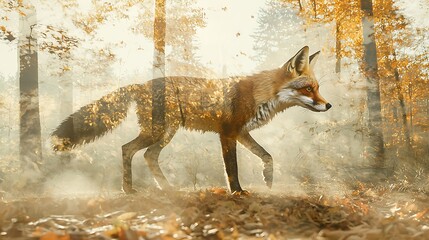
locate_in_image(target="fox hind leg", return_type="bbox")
[143,128,177,190]
[121,128,177,194]
[122,134,154,194]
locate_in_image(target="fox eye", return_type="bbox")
[305,86,312,92]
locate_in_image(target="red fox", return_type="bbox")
[52,46,331,194]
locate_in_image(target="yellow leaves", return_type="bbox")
[74,16,96,34]
[61,65,71,72]
[31,227,70,240]
[209,187,227,195]
[282,0,363,60]
[414,208,429,220]
[95,13,105,23]
[73,2,114,34]
[18,10,27,16]
[3,189,429,239]
[126,0,138,7]
[40,232,70,240]
[371,0,428,155]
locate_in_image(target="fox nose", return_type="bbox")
[326,103,332,110]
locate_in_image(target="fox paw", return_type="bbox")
[123,187,138,194]
[263,163,273,189]
[232,190,250,196]
[265,179,273,189]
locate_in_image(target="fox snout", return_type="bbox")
[309,96,332,112]
[293,87,332,112]
[310,102,332,112]
[318,102,332,112]
[308,101,332,112]
[316,93,332,112]
[326,103,332,110]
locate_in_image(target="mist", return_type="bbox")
[1,0,429,238]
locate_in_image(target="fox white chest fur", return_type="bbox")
[245,100,279,131]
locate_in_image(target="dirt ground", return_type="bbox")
[1,185,429,240]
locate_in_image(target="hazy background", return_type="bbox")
[0,0,428,198]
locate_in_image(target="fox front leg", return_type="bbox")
[238,132,273,188]
[220,135,245,193]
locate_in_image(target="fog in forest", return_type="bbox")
[0,0,428,202]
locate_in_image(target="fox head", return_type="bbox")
[277,46,332,112]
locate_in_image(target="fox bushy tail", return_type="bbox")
[52,85,140,151]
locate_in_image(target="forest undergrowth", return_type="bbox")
[1,181,429,240]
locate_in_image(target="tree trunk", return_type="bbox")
[19,2,42,170]
[360,0,385,167]
[335,21,341,73]
[298,0,303,11]
[312,0,317,18]
[408,83,414,146]
[153,0,166,79]
[392,55,412,152]
[152,0,166,137]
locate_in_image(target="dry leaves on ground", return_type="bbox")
[1,187,429,239]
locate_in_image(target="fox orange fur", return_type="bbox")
[52,46,331,194]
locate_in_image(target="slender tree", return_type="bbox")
[374,0,411,155]
[360,0,385,167]
[335,21,341,73]
[153,0,166,79]
[152,0,167,138]
[18,1,43,169]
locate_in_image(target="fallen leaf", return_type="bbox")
[40,232,70,240]
[414,208,429,220]
[117,212,137,221]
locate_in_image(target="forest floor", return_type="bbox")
[1,184,429,240]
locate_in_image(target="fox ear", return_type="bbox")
[309,51,320,69]
[283,46,309,75]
